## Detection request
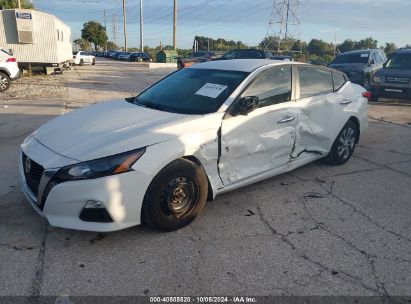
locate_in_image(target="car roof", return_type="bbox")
[395,49,411,54]
[340,49,380,55]
[188,59,295,72]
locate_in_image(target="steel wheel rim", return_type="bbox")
[160,177,199,219]
[338,127,355,160]
[0,76,8,90]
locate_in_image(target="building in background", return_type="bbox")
[0,9,72,73]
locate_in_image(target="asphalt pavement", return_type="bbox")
[0,59,410,298]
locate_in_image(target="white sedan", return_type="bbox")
[19,60,368,232]
[73,51,95,66]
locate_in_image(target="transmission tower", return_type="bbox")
[263,0,300,53]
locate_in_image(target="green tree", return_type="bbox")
[0,0,34,9]
[73,38,91,51]
[356,37,378,49]
[384,42,397,56]
[81,21,108,51]
[307,39,334,56]
[106,41,119,51]
[338,39,356,53]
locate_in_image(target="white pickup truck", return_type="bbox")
[0,48,21,92]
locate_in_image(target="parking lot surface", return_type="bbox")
[0,59,410,297]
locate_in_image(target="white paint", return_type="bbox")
[195,83,228,99]
[20,60,369,232]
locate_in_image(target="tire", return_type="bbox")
[142,158,208,231]
[92,59,96,65]
[324,120,358,166]
[79,59,84,66]
[0,72,11,92]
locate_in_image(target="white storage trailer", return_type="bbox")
[0,9,72,72]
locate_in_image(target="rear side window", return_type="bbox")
[299,67,333,98]
[236,51,264,59]
[242,66,292,108]
[333,72,347,92]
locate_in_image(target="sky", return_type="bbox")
[34,0,411,49]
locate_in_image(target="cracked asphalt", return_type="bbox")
[0,59,410,298]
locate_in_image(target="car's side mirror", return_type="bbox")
[237,96,259,116]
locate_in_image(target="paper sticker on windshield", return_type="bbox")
[195,83,228,99]
[361,53,369,58]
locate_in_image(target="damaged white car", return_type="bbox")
[20,60,368,232]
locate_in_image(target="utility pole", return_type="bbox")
[140,0,144,52]
[17,0,21,9]
[173,0,177,50]
[122,0,128,51]
[104,9,107,51]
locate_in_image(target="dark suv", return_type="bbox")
[370,49,411,101]
[329,49,387,87]
[130,52,152,62]
[216,49,272,60]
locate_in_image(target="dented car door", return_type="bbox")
[218,65,297,185]
[292,66,348,158]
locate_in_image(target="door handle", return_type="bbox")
[277,116,295,123]
[340,100,352,105]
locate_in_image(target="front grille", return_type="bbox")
[22,153,44,197]
[386,76,410,84]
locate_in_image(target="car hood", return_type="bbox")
[34,100,220,162]
[329,63,367,73]
[374,67,411,77]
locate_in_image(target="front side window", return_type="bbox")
[299,67,333,98]
[242,66,292,108]
[137,68,249,115]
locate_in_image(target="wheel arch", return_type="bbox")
[0,68,11,77]
[183,155,214,201]
[348,116,360,143]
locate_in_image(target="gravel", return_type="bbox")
[0,74,67,104]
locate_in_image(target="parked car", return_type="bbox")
[117,52,131,60]
[329,49,387,88]
[271,55,293,61]
[130,52,152,62]
[19,60,368,232]
[370,49,411,101]
[177,51,217,69]
[73,51,96,66]
[0,47,21,92]
[216,49,272,60]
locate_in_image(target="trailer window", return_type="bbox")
[57,30,59,41]
[61,31,64,42]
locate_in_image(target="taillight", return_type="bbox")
[362,91,372,102]
[6,57,16,62]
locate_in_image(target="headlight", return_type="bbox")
[54,148,146,182]
[373,76,381,83]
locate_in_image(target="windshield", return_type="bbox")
[136,68,249,115]
[385,53,411,69]
[331,53,369,64]
[1,48,11,56]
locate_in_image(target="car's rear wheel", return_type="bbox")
[142,158,208,231]
[324,120,358,166]
[0,72,11,92]
[79,59,84,66]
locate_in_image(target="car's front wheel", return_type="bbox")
[142,159,208,231]
[79,59,84,66]
[0,72,11,92]
[92,58,96,65]
[324,120,358,165]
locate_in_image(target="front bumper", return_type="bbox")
[370,84,411,99]
[19,147,151,232]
